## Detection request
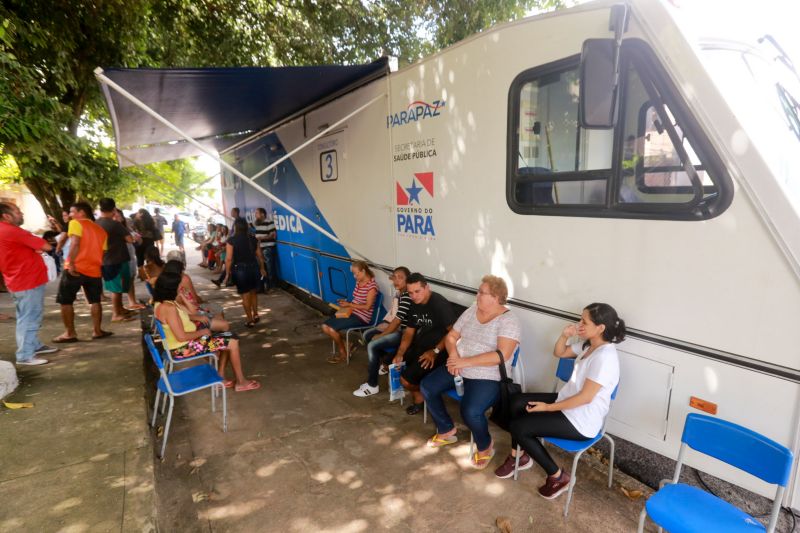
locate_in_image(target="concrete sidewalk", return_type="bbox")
[0,277,156,532]
[149,258,657,532]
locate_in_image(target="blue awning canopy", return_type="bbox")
[99,58,389,167]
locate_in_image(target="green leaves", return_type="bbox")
[2,0,564,220]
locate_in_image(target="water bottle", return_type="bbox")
[454,375,464,396]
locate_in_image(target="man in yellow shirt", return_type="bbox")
[53,202,112,342]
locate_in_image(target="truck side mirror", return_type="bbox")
[578,39,619,129]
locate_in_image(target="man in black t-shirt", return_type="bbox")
[96,198,134,322]
[392,272,456,414]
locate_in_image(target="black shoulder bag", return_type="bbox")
[489,349,522,432]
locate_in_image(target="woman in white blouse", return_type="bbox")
[420,275,521,469]
[494,302,624,501]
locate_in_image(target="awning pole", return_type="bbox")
[248,93,384,183]
[117,152,230,221]
[95,67,371,249]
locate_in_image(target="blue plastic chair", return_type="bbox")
[637,413,793,533]
[513,356,618,518]
[423,347,522,458]
[144,333,226,458]
[154,319,218,374]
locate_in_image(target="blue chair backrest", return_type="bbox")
[154,319,168,345]
[145,282,154,296]
[682,413,793,487]
[510,346,521,368]
[367,291,385,326]
[555,357,575,383]
[144,334,165,371]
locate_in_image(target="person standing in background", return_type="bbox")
[0,202,57,365]
[252,207,277,291]
[96,198,134,323]
[171,213,186,254]
[53,202,111,343]
[153,207,167,255]
[133,209,158,281]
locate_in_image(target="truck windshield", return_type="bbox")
[700,43,800,213]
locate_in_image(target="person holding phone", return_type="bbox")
[493,303,624,501]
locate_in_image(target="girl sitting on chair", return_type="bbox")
[321,260,378,364]
[153,270,260,393]
[494,302,623,500]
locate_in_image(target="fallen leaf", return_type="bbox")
[192,492,210,503]
[3,401,33,409]
[496,516,512,533]
[621,487,643,500]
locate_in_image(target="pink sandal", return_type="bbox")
[234,380,261,392]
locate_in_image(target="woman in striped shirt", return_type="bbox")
[322,260,378,364]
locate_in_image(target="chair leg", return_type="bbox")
[345,330,351,364]
[151,389,161,428]
[563,451,582,518]
[605,434,615,488]
[469,433,475,458]
[160,389,168,414]
[211,382,216,413]
[513,444,522,481]
[160,396,175,459]
[423,402,427,424]
[637,507,648,533]
[222,386,227,432]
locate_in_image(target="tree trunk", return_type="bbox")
[21,174,71,223]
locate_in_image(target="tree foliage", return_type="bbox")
[0,0,563,219]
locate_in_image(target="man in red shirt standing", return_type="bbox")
[54,202,111,342]
[0,202,56,365]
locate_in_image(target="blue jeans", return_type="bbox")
[262,246,278,289]
[11,284,46,362]
[421,365,500,451]
[364,328,401,387]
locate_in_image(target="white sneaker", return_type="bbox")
[17,357,49,366]
[378,365,389,376]
[352,383,379,397]
[35,345,59,355]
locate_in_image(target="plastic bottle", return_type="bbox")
[454,375,464,396]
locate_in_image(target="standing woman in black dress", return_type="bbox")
[224,218,267,327]
[133,209,159,281]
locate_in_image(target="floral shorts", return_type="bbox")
[170,332,237,359]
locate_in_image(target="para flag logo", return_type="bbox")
[396,172,436,238]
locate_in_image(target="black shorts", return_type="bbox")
[56,271,103,305]
[401,344,446,386]
[233,263,260,294]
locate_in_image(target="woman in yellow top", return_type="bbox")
[153,270,259,392]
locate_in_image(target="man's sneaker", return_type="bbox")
[17,357,48,366]
[35,345,59,355]
[538,470,571,500]
[353,383,379,397]
[494,452,533,479]
[378,365,389,376]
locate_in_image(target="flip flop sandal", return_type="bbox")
[222,379,235,389]
[245,321,255,328]
[52,336,79,343]
[235,380,261,392]
[405,403,424,415]
[471,448,496,470]
[92,331,114,339]
[427,433,458,448]
[327,355,346,364]
[253,316,260,323]
[111,316,136,323]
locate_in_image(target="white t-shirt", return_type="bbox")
[455,305,521,381]
[557,342,620,438]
